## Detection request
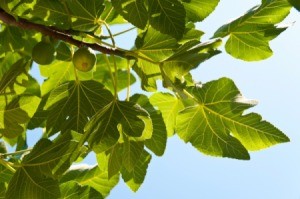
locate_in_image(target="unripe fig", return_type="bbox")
[72,47,96,72]
[32,42,56,65]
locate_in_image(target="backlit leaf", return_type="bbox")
[147,0,186,39]
[131,94,167,156]
[0,96,41,138]
[182,0,220,22]
[45,80,113,135]
[121,150,151,192]
[60,166,119,198]
[66,0,105,31]
[176,78,289,159]
[111,0,148,29]
[150,93,184,136]
[213,0,291,61]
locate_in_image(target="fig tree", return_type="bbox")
[72,47,96,72]
[32,41,56,65]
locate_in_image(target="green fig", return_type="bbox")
[32,42,56,65]
[72,47,96,72]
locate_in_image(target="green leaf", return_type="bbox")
[133,60,161,92]
[5,130,84,199]
[0,58,30,96]
[179,23,204,44]
[0,25,37,54]
[0,53,21,77]
[0,182,5,199]
[107,144,123,179]
[55,42,72,61]
[66,0,105,31]
[122,140,144,172]
[22,0,71,29]
[60,181,104,199]
[0,141,7,154]
[176,78,289,159]
[150,93,184,136]
[147,0,186,39]
[0,165,13,183]
[5,140,61,199]
[60,166,119,198]
[111,0,148,29]
[86,100,151,153]
[85,102,120,153]
[45,80,113,135]
[93,54,136,92]
[19,0,104,31]
[182,0,220,22]
[0,96,41,138]
[39,61,74,95]
[95,69,136,93]
[135,27,179,62]
[289,0,300,11]
[213,0,291,61]
[162,39,221,82]
[121,150,151,192]
[117,101,149,137]
[131,94,167,156]
[27,93,49,129]
[100,1,126,24]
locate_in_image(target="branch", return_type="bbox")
[0,9,134,59]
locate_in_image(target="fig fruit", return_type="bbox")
[72,47,96,72]
[32,42,56,65]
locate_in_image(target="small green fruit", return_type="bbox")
[72,47,96,72]
[32,42,56,65]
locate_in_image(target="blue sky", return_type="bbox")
[27,1,300,199]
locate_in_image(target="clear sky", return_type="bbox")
[28,1,300,199]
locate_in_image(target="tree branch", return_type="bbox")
[0,9,134,59]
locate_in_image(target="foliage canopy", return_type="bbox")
[0,0,298,198]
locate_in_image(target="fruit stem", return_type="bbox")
[112,55,118,99]
[103,22,116,48]
[1,148,32,156]
[103,7,114,22]
[104,54,117,99]
[73,65,79,82]
[126,59,131,101]
[103,22,119,99]
[100,27,136,39]
[0,158,16,173]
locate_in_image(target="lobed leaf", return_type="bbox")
[60,181,104,199]
[45,80,113,135]
[181,0,220,22]
[213,0,291,61]
[121,150,151,192]
[111,0,148,29]
[0,95,41,138]
[150,93,184,137]
[66,0,105,31]
[86,100,151,154]
[176,78,289,159]
[147,0,186,39]
[131,94,167,156]
[0,25,37,55]
[60,166,119,198]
